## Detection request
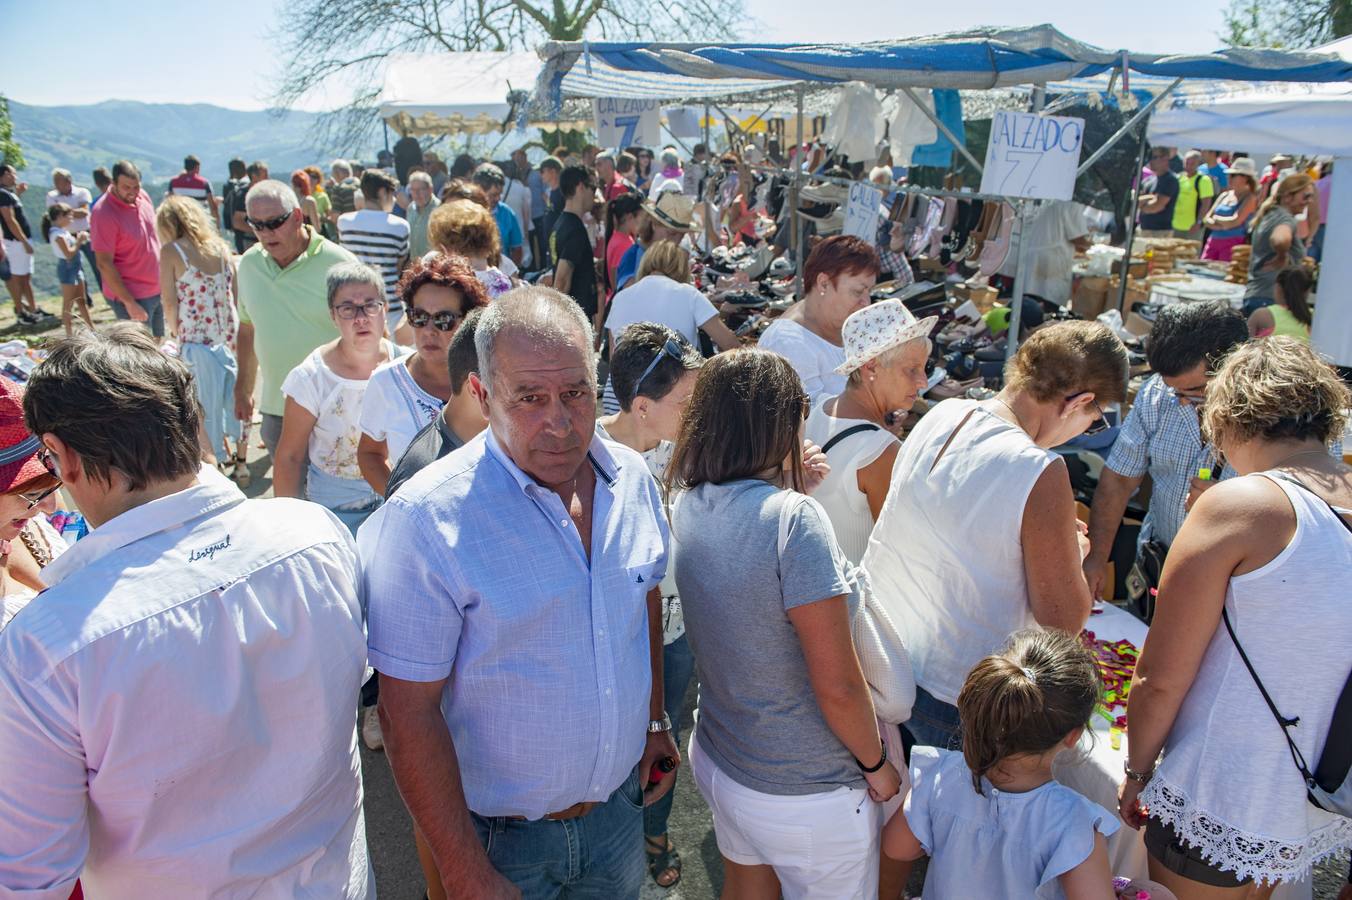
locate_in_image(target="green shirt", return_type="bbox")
[1172,171,1216,232]
[237,229,356,416]
[407,196,440,260]
[1268,304,1310,341]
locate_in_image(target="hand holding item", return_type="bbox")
[800,439,830,494]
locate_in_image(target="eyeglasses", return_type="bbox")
[632,338,684,400]
[21,450,62,510]
[1067,394,1110,436]
[246,212,293,232]
[407,307,462,332]
[333,299,386,320]
[1166,382,1209,405]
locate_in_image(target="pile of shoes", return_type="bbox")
[708,244,773,280]
[797,180,849,235]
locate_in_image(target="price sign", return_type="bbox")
[979,110,1085,201]
[593,98,662,150]
[843,181,884,242]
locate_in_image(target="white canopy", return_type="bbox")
[379,51,589,135]
[1148,36,1352,365]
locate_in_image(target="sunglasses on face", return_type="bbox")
[1067,394,1109,436]
[333,299,386,320]
[407,307,461,332]
[632,338,684,400]
[246,212,293,232]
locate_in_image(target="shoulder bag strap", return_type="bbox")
[821,422,881,455]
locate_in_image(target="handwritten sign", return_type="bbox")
[979,110,1085,201]
[843,181,884,242]
[593,98,662,150]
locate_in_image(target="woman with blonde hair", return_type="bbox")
[1120,337,1352,898]
[1244,171,1314,316]
[426,198,512,298]
[156,194,242,472]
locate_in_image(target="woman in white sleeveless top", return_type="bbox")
[862,322,1128,750]
[805,299,934,566]
[156,195,241,471]
[1120,337,1352,896]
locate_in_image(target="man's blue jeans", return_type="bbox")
[470,767,645,898]
[110,293,165,338]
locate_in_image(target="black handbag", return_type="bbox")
[1125,539,1167,623]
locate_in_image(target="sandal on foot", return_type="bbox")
[645,834,682,888]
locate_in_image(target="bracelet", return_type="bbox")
[1123,761,1154,785]
[855,742,887,774]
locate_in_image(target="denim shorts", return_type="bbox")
[56,256,85,286]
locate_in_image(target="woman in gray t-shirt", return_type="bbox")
[667,348,901,898]
[1244,172,1313,315]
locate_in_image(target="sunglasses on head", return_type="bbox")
[632,338,684,400]
[246,212,293,232]
[407,307,461,332]
[333,299,386,320]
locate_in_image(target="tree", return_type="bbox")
[0,95,25,171]
[1221,0,1352,48]
[270,0,747,149]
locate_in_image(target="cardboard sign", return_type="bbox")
[593,98,662,150]
[979,110,1085,201]
[843,181,884,242]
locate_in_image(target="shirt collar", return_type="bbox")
[262,227,324,275]
[41,474,247,589]
[484,426,619,496]
[105,189,146,211]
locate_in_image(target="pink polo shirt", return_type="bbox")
[90,189,162,300]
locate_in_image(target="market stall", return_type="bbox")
[1148,35,1352,366]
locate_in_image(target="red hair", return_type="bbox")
[396,254,490,311]
[803,235,880,294]
[290,169,312,197]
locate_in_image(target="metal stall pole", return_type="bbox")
[1117,125,1152,314]
[703,102,711,152]
[792,86,806,296]
[1005,200,1031,362]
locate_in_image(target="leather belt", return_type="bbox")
[508,801,599,822]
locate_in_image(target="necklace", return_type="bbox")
[1273,448,1332,471]
[994,395,1025,432]
[19,522,52,569]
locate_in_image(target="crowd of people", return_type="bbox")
[0,130,1347,900]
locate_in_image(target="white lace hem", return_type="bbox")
[1142,775,1352,884]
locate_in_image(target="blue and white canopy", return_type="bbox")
[536,25,1352,111]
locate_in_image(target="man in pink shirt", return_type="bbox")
[90,160,164,337]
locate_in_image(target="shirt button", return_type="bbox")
[605,688,612,696]
[559,518,569,527]
[597,629,605,637]
[605,743,611,751]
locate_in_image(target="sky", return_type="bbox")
[5,0,1230,111]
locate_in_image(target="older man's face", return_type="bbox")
[475,328,596,488]
[247,197,305,263]
[53,173,72,195]
[596,159,615,182]
[1184,154,1201,175]
[409,179,432,206]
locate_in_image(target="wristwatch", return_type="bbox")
[648,713,672,734]
[1123,761,1154,785]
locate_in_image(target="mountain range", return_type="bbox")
[8,99,377,184]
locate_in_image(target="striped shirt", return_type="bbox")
[168,172,213,212]
[337,210,410,309]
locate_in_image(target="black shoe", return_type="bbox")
[16,310,38,325]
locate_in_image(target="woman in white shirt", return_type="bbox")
[274,262,398,534]
[1120,337,1352,896]
[804,300,933,566]
[357,255,489,496]
[863,322,1127,751]
[758,235,878,402]
[606,240,739,351]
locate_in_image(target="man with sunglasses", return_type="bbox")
[0,325,373,897]
[234,179,358,461]
[1084,302,1249,605]
[89,160,165,336]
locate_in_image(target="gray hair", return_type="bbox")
[472,162,505,189]
[475,286,594,392]
[659,148,680,169]
[325,261,386,308]
[846,336,932,386]
[408,171,434,187]
[245,179,300,214]
[330,158,352,177]
[51,167,72,181]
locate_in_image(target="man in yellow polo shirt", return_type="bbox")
[233,179,357,461]
[1172,150,1215,238]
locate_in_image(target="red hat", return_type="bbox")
[0,378,49,493]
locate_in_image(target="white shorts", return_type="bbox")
[688,729,882,899]
[2,239,32,276]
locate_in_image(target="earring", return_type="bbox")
[869,375,876,381]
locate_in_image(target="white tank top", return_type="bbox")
[1142,473,1352,885]
[861,399,1056,704]
[803,398,897,566]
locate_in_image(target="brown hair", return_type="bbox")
[1004,321,1128,405]
[957,629,1101,795]
[24,323,203,492]
[1252,171,1314,233]
[1202,336,1350,449]
[667,349,808,494]
[803,235,880,295]
[440,178,490,209]
[428,199,500,262]
[1274,267,1313,327]
[637,240,691,284]
[396,253,491,313]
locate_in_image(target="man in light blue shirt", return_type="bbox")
[363,286,676,899]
